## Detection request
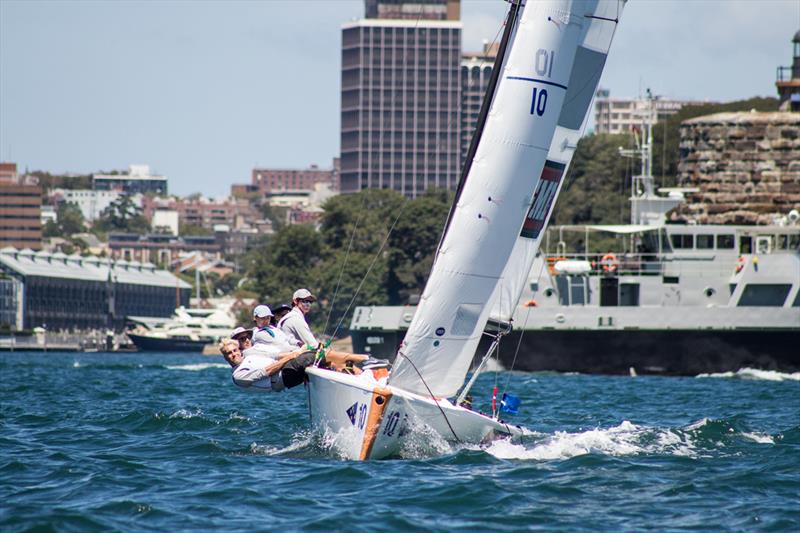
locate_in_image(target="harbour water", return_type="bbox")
[2,352,798,531]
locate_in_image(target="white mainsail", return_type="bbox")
[390,0,622,398]
[490,0,626,322]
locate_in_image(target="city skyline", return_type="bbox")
[1,0,798,196]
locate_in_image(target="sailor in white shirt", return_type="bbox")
[251,304,298,355]
[219,338,312,392]
[279,288,318,348]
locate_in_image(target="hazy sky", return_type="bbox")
[1,0,798,196]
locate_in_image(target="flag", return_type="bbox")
[500,393,521,415]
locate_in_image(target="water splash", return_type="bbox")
[696,368,800,381]
[165,363,228,371]
[484,421,697,460]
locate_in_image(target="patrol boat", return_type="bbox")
[349,103,800,376]
[307,0,626,459]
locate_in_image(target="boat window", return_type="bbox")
[790,234,800,250]
[756,236,772,255]
[670,234,693,249]
[663,276,679,284]
[729,284,737,295]
[737,284,792,307]
[696,235,714,249]
[716,234,735,249]
[794,291,800,307]
[776,234,788,250]
[739,236,752,254]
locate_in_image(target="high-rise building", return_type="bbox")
[460,42,497,162]
[340,1,462,197]
[251,159,339,194]
[0,163,42,250]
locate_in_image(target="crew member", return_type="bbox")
[252,304,297,355]
[219,338,311,392]
[279,288,318,348]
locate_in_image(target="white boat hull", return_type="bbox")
[306,367,522,460]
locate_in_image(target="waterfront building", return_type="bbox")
[593,90,707,134]
[775,30,800,112]
[0,247,191,331]
[340,0,462,197]
[0,163,42,251]
[93,164,167,195]
[461,42,496,162]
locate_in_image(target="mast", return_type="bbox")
[436,0,521,259]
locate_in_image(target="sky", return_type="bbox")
[1,0,798,197]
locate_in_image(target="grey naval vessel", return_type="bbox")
[349,122,800,376]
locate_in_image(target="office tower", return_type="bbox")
[460,41,497,163]
[0,163,42,250]
[340,0,462,197]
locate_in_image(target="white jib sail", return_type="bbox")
[390,0,597,398]
[490,0,626,322]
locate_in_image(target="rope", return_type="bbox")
[329,205,408,340]
[395,349,461,443]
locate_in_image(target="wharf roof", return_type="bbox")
[0,247,191,289]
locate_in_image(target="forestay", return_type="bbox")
[490,0,626,322]
[390,0,610,398]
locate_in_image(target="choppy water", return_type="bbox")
[2,352,798,531]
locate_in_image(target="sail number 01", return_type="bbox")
[530,48,554,116]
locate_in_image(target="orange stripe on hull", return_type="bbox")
[358,387,393,460]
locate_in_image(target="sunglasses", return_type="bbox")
[299,299,314,304]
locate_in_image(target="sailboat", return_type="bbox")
[307,0,626,460]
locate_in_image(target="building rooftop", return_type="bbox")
[0,247,191,289]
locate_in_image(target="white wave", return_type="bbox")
[696,368,800,381]
[73,361,81,368]
[166,363,228,371]
[169,408,203,419]
[741,432,775,444]
[485,421,696,461]
[250,431,315,456]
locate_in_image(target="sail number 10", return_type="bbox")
[530,87,547,116]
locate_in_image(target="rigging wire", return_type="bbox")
[395,349,461,443]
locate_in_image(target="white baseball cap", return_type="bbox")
[231,326,253,339]
[293,288,316,301]
[253,305,273,318]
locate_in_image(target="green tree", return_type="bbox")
[43,202,86,237]
[386,188,451,304]
[94,194,150,234]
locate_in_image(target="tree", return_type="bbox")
[386,188,451,304]
[43,202,86,237]
[94,194,150,234]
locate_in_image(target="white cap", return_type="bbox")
[293,288,316,301]
[253,305,273,318]
[231,326,252,339]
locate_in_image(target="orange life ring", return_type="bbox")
[735,256,746,273]
[600,253,618,273]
